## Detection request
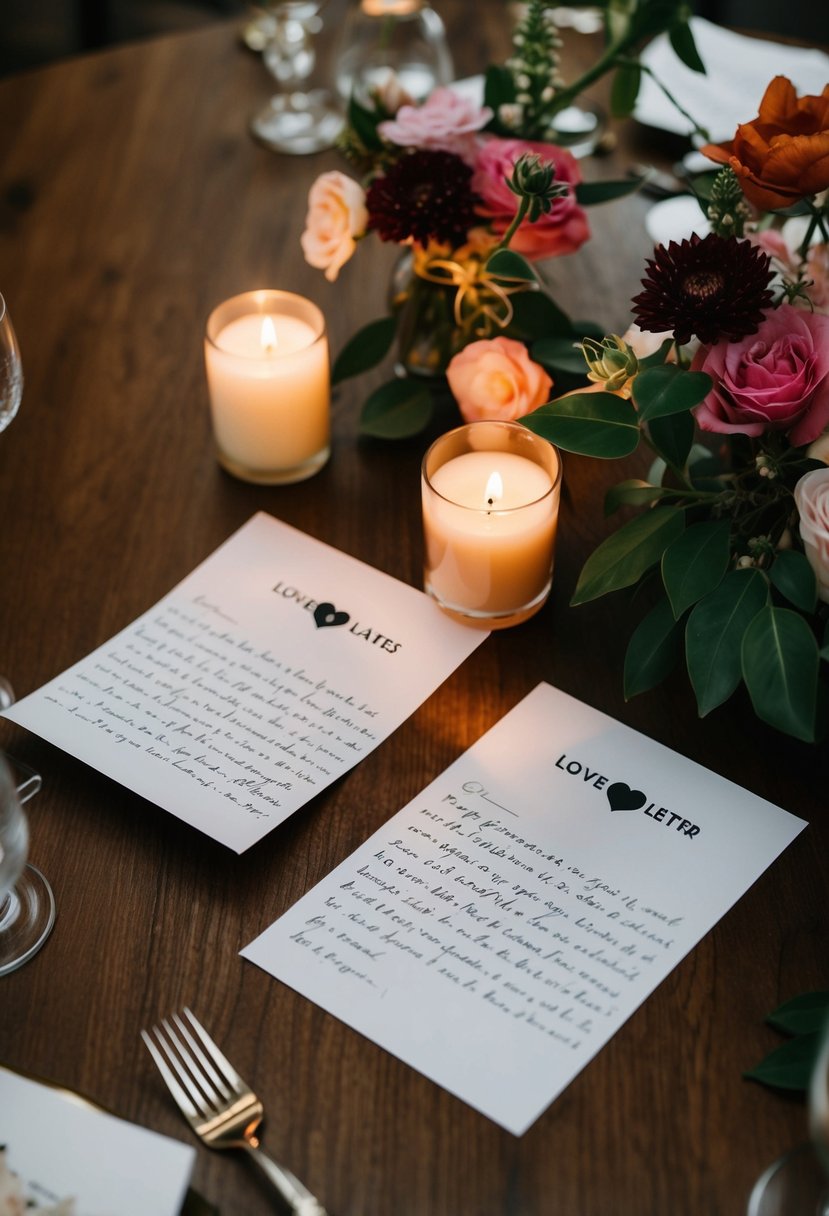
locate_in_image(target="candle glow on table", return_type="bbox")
[422,422,561,629]
[204,290,329,485]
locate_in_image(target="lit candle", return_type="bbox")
[422,422,561,629]
[204,290,329,484]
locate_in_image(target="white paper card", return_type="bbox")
[2,514,486,852]
[0,1067,194,1216]
[242,683,806,1135]
[635,18,829,141]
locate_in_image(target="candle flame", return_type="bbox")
[484,471,503,508]
[260,315,277,352]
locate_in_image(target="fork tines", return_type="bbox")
[141,1007,245,1123]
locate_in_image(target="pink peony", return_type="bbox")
[472,137,589,261]
[377,87,492,165]
[300,171,368,283]
[691,304,829,446]
[447,336,552,423]
[794,467,829,603]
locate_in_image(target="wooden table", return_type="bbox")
[0,8,826,1215]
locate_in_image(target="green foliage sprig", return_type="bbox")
[522,344,829,743]
[746,993,829,1093]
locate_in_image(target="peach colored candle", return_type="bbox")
[204,291,329,484]
[422,424,561,628]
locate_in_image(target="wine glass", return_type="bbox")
[250,1,344,154]
[747,1021,829,1215]
[0,293,23,711]
[0,754,55,976]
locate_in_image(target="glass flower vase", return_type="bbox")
[389,247,537,379]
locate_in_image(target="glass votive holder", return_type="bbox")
[421,421,562,629]
[204,290,330,485]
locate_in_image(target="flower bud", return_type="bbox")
[506,152,568,222]
[581,335,639,392]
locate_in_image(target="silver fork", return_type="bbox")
[142,1008,329,1216]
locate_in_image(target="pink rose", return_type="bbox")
[472,138,589,261]
[691,304,829,446]
[300,171,368,283]
[447,336,552,423]
[794,467,829,603]
[378,87,492,165]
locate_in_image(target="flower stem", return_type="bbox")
[495,195,530,253]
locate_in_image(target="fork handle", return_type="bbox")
[242,1143,329,1215]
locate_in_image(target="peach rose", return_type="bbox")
[300,171,368,283]
[794,467,829,603]
[447,336,552,423]
[702,76,829,212]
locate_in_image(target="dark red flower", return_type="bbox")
[366,150,479,247]
[631,233,774,346]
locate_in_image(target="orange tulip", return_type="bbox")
[702,75,829,212]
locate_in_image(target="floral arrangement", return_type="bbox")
[524,75,829,743]
[300,0,706,438]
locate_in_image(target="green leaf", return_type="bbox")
[575,176,646,205]
[610,62,642,118]
[686,570,768,716]
[531,336,587,376]
[331,316,397,385]
[483,64,516,116]
[639,338,675,368]
[624,595,683,698]
[647,410,695,472]
[604,479,672,515]
[347,94,382,150]
[633,365,712,422]
[745,1031,822,1092]
[571,508,685,605]
[767,992,829,1037]
[669,20,706,73]
[769,550,818,614]
[775,199,814,218]
[508,289,573,340]
[359,378,433,439]
[742,606,820,742]
[662,520,732,618]
[523,392,640,458]
[486,248,537,282]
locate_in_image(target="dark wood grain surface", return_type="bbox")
[0,8,826,1215]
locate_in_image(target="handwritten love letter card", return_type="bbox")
[0,1066,195,1216]
[2,513,486,851]
[242,683,805,1134]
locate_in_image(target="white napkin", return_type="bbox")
[634,17,829,142]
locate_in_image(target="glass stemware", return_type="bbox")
[250,1,344,154]
[335,0,453,109]
[0,293,23,711]
[0,754,55,977]
[747,1021,829,1216]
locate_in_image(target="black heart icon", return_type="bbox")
[606,782,647,812]
[313,602,350,629]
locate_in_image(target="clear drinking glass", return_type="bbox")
[747,1022,829,1216]
[0,293,23,710]
[250,0,344,154]
[0,755,55,976]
